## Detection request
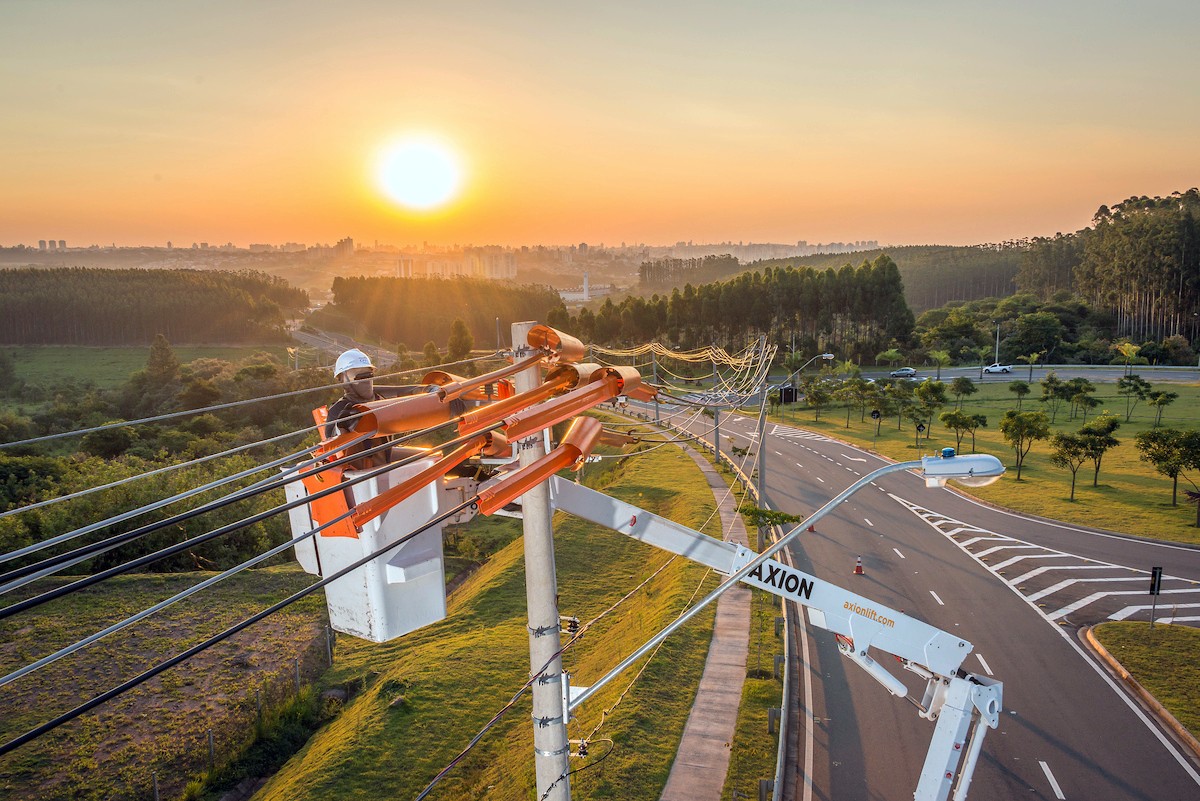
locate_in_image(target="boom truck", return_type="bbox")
[284,323,1004,801]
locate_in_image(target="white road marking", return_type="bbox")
[1111,602,1200,621]
[930,590,944,605]
[841,453,867,462]
[975,543,1039,558]
[775,450,782,456]
[864,518,874,527]
[1026,576,1144,602]
[815,476,825,483]
[1008,564,1117,586]
[991,552,1072,570]
[976,653,993,676]
[796,463,804,468]
[893,548,906,559]
[1050,588,1197,620]
[1039,761,1066,799]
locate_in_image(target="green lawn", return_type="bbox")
[771,378,1200,543]
[6,345,291,389]
[1091,622,1200,740]
[255,439,723,801]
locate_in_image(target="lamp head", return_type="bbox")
[920,449,1005,488]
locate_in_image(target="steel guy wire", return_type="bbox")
[0,495,478,759]
[0,350,506,450]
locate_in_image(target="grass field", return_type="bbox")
[255,440,724,801]
[0,566,327,801]
[768,377,1200,544]
[6,345,291,389]
[1091,622,1200,740]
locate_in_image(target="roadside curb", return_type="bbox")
[1081,625,1200,760]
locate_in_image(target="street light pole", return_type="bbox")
[570,451,1004,712]
[758,352,834,502]
[993,321,1000,364]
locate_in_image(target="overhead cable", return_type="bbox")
[0,496,477,759]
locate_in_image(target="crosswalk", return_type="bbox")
[768,424,832,443]
[890,495,1200,627]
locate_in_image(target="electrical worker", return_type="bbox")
[325,348,465,467]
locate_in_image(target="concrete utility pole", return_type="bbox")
[756,338,768,507]
[511,321,571,801]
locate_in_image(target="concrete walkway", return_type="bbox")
[660,447,752,801]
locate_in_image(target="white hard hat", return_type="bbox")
[334,348,374,379]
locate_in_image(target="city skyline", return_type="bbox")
[3,1,1198,249]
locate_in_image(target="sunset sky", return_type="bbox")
[3,1,1197,249]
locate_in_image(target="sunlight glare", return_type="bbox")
[377,136,463,211]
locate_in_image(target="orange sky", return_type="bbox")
[3,1,1198,249]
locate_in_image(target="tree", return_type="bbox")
[1147,390,1179,428]
[928,349,952,380]
[939,409,972,451]
[1079,414,1120,487]
[1135,429,1200,506]
[1113,341,1141,376]
[0,350,15,391]
[800,377,833,421]
[446,318,474,363]
[146,333,180,383]
[1062,377,1096,420]
[1008,380,1031,411]
[876,348,903,368]
[967,414,988,453]
[1116,375,1151,422]
[1016,351,1044,382]
[1038,373,1068,424]
[81,424,137,459]
[913,379,948,434]
[950,376,977,409]
[422,340,442,367]
[1049,432,1089,500]
[999,410,1050,480]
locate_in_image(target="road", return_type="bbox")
[647,402,1200,801]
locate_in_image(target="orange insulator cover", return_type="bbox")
[475,416,604,515]
[528,325,586,363]
[502,376,621,442]
[458,370,575,434]
[423,354,542,402]
[545,362,604,389]
[356,391,456,436]
[351,437,485,528]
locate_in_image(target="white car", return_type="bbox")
[983,363,1012,374]
[889,367,917,378]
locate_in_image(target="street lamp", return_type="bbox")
[992,320,1001,364]
[571,448,1005,710]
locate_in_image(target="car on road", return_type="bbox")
[889,367,917,378]
[983,362,1012,374]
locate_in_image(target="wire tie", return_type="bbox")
[532,714,564,727]
[528,623,559,637]
[536,672,562,685]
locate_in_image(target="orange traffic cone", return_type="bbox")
[853,556,864,575]
[807,524,816,533]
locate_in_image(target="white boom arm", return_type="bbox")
[544,476,1003,801]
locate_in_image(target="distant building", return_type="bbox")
[38,240,46,251]
[58,240,65,249]
[396,247,516,280]
[249,243,274,252]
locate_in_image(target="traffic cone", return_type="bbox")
[807,524,816,532]
[853,556,864,575]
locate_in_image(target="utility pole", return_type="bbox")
[511,321,571,801]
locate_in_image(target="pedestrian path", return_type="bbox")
[660,447,752,801]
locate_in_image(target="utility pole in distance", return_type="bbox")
[511,321,571,801]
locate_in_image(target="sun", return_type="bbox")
[376,136,463,211]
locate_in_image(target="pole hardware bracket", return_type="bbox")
[533,714,564,727]
[533,743,571,758]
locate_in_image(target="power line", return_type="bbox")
[0,496,477,758]
[0,350,504,450]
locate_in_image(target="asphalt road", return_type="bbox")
[647,402,1200,801]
